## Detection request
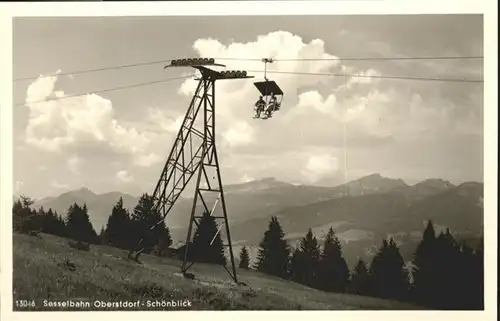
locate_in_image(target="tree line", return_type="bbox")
[13,194,173,256]
[13,196,98,243]
[243,216,483,310]
[13,195,483,310]
[12,193,222,261]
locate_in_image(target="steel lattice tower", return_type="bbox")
[131,59,253,283]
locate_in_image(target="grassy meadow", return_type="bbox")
[12,233,420,311]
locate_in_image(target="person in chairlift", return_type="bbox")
[254,95,266,118]
[266,93,277,117]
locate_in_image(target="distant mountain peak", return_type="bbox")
[335,173,408,196]
[353,173,407,186]
[225,177,290,193]
[364,173,382,178]
[74,187,96,196]
[57,186,96,199]
[230,177,283,186]
[78,186,94,193]
[457,181,482,188]
[454,181,483,197]
[415,178,454,188]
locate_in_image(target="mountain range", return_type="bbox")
[30,174,484,266]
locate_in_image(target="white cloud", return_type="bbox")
[301,153,339,183]
[23,74,160,167]
[116,170,134,183]
[25,70,61,103]
[178,31,348,144]
[51,180,70,189]
[173,31,404,184]
[67,155,82,174]
[222,121,254,147]
[134,153,162,167]
[296,90,337,115]
[177,31,414,156]
[179,31,468,154]
[239,173,253,183]
[148,108,183,133]
[19,30,480,196]
[345,69,381,88]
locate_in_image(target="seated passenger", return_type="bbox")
[271,94,280,110]
[266,94,278,116]
[254,96,266,118]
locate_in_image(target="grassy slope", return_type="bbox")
[13,233,420,311]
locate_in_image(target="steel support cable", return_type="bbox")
[14,55,483,82]
[245,70,484,83]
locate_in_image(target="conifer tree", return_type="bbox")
[289,245,305,282]
[411,220,438,306]
[348,258,370,295]
[456,242,480,309]
[43,209,67,237]
[32,207,45,232]
[295,229,321,287]
[105,197,132,249]
[190,212,226,264]
[254,216,290,278]
[55,212,67,237]
[155,226,173,257]
[432,229,462,309]
[239,246,250,269]
[411,223,484,310]
[12,199,25,232]
[369,238,409,301]
[41,208,61,236]
[318,227,350,292]
[66,203,99,244]
[128,193,170,255]
[99,226,107,245]
[13,196,37,233]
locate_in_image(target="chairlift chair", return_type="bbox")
[253,80,284,119]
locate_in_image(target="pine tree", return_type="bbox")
[414,227,484,310]
[13,196,37,233]
[66,203,99,244]
[239,246,250,269]
[44,209,67,237]
[41,208,61,236]
[294,229,321,287]
[105,197,132,249]
[432,229,463,309]
[155,226,173,257]
[12,199,25,232]
[99,226,107,245]
[129,193,168,254]
[55,212,67,237]
[32,207,45,232]
[289,245,304,281]
[369,238,409,301]
[318,227,350,292]
[254,216,290,278]
[190,212,226,265]
[411,220,438,306]
[457,242,479,309]
[349,258,370,295]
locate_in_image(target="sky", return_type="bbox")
[12,15,484,199]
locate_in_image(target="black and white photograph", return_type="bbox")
[0,1,497,318]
